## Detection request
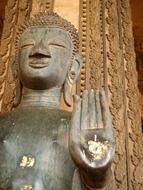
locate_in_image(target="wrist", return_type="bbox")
[80,168,112,189]
[84,182,106,190]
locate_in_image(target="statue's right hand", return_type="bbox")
[69,90,115,188]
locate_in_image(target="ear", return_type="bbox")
[64,54,83,106]
[10,56,22,107]
[13,80,22,107]
[11,56,18,79]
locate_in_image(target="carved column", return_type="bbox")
[79,0,143,189]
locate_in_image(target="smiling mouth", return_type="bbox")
[29,58,49,69]
[29,62,49,69]
[29,53,51,69]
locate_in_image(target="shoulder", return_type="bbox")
[0,110,18,141]
[41,108,72,121]
[0,109,18,127]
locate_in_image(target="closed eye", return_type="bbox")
[20,40,35,49]
[21,43,35,49]
[49,43,66,49]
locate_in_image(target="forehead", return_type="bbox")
[20,26,72,43]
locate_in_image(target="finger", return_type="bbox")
[70,95,87,166]
[81,90,89,130]
[70,95,81,144]
[70,95,92,168]
[100,90,114,142]
[95,90,104,128]
[89,89,97,129]
[100,90,112,128]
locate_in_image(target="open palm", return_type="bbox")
[69,90,115,182]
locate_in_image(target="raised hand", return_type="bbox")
[69,89,115,189]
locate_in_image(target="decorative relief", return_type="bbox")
[31,0,54,15]
[79,0,143,189]
[17,0,32,27]
[89,0,104,89]
[0,0,32,112]
[78,0,88,95]
[78,0,104,95]
[0,0,18,112]
[134,40,143,121]
[105,0,128,189]
[120,0,143,189]
[79,0,129,189]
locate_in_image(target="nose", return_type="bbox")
[30,40,51,58]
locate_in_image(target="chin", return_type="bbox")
[21,78,63,90]
[20,70,66,90]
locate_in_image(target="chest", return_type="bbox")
[0,113,75,190]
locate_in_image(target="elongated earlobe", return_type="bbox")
[11,57,18,79]
[64,75,73,106]
[11,57,22,107]
[13,80,22,107]
[64,55,83,106]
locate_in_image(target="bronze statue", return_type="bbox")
[0,12,115,190]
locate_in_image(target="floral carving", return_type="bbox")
[79,0,143,189]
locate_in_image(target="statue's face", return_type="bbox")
[18,27,73,90]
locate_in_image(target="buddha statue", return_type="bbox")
[0,12,115,190]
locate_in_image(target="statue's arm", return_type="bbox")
[71,168,114,190]
[69,90,115,190]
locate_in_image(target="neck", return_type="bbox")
[20,87,62,109]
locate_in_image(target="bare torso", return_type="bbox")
[0,107,78,190]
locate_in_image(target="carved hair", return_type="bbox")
[15,11,79,55]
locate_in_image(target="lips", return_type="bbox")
[29,58,50,69]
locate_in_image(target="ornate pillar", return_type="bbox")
[78,0,143,189]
